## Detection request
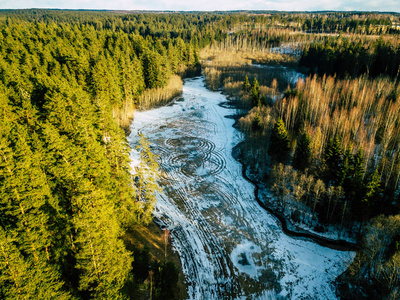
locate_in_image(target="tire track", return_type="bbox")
[129,76,353,300]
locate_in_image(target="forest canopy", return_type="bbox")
[1,8,400,299]
[0,9,207,299]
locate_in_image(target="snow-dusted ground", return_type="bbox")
[269,43,302,56]
[128,76,354,299]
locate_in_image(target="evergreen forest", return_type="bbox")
[0,9,206,299]
[1,8,400,299]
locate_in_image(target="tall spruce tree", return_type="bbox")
[135,134,161,224]
[363,168,382,207]
[74,191,132,299]
[243,75,251,92]
[0,228,70,300]
[293,132,312,171]
[323,136,343,184]
[251,78,260,106]
[268,117,291,163]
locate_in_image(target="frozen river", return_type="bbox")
[128,76,353,299]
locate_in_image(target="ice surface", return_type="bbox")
[129,76,354,299]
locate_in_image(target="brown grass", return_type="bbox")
[139,75,183,110]
[200,47,297,104]
[118,75,183,134]
[200,47,296,67]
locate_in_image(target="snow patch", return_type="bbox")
[231,240,262,278]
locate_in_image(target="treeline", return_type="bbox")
[229,11,400,35]
[0,9,228,47]
[225,28,299,50]
[298,13,396,35]
[3,10,399,49]
[300,37,400,79]
[0,11,204,299]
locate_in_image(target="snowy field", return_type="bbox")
[128,76,354,299]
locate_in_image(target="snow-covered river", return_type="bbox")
[128,76,353,299]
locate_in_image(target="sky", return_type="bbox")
[0,0,399,13]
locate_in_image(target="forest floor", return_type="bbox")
[123,221,188,299]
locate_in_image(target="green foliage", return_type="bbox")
[342,215,400,299]
[323,136,344,184]
[251,113,262,132]
[135,134,161,225]
[0,228,70,299]
[300,37,400,79]
[251,78,260,106]
[293,132,312,171]
[142,49,170,89]
[268,117,290,163]
[242,75,251,92]
[340,148,365,199]
[0,10,197,299]
[363,169,382,206]
[75,203,132,299]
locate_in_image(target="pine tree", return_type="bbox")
[142,49,166,89]
[251,77,260,106]
[268,117,291,163]
[352,168,382,223]
[242,75,251,92]
[293,132,312,171]
[251,113,262,132]
[323,136,343,184]
[352,149,365,186]
[0,124,59,263]
[343,148,365,201]
[74,191,132,299]
[363,168,382,206]
[135,134,161,224]
[0,228,70,300]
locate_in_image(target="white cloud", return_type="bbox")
[0,0,399,12]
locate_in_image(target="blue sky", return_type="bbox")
[0,0,399,13]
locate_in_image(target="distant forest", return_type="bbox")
[1,9,400,299]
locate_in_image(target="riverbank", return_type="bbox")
[203,46,358,250]
[232,141,359,252]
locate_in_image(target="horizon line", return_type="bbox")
[0,8,399,14]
